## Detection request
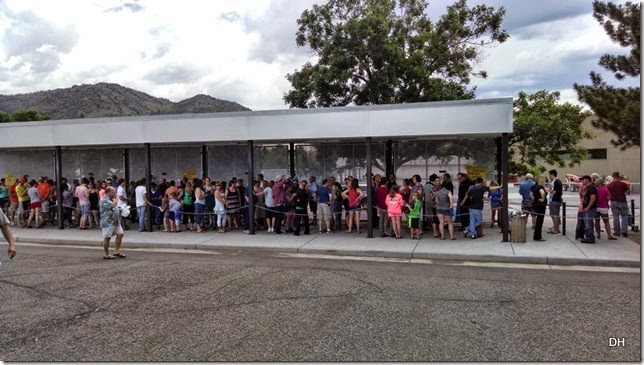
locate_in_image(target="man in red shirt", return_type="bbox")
[606,171,631,237]
[8,180,18,226]
[37,177,52,226]
[376,179,392,237]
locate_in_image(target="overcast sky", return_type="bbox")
[0,0,636,111]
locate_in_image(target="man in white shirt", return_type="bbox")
[116,178,129,230]
[134,178,151,232]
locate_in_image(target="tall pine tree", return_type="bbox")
[574,1,640,149]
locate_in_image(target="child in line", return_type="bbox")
[406,191,422,239]
[169,194,182,232]
[160,196,172,232]
[386,185,404,239]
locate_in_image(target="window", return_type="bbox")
[586,148,607,160]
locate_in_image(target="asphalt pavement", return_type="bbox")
[0,244,639,361]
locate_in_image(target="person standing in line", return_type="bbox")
[194,180,208,233]
[606,171,630,238]
[406,191,423,240]
[149,182,162,230]
[254,180,274,232]
[579,175,598,244]
[376,179,392,237]
[341,179,364,234]
[518,173,536,229]
[179,181,195,231]
[462,178,501,239]
[442,173,454,193]
[252,180,266,231]
[428,174,442,238]
[116,179,129,230]
[315,178,334,234]
[308,176,319,225]
[546,169,563,234]
[37,177,51,226]
[0,178,8,211]
[76,178,91,230]
[488,181,502,228]
[0,207,17,259]
[456,173,472,232]
[530,176,548,242]
[214,182,228,233]
[434,182,455,240]
[293,180,310,236]
[272,175,288,234]
[386,185,404,239]
[88,181,99,229]
[16,177,29,228]
[135,178,153,232]
[26,180,42,229]
[99,186,126,260]
[594,178,616,240]
[8,179,18,226]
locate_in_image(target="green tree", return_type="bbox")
[284,0,508,108]
[11,109,50,122]
[0,110,11,123]
[510,90,593,175]
[574,1,640,149]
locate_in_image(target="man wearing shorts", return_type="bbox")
[0,207,17,259]
[519,173,536,229]
[99,186,126,260]
[547,169,563,234]
[315,178,333,234]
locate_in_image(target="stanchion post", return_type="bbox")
[630,199,635,229]
[561,201,566,235]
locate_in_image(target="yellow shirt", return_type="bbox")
[16,183,28,202]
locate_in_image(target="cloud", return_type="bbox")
[143,63,209,85]
[220,11,241,22]
[105,0,144,13]
[243,0,318,64]
[0,8,78,79]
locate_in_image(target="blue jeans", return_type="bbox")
[137,206,147,231]
[151,205,161,229]
[611,201,629,235]
[467,209,483,237]
[583,208,596,242]
[195,203,205,226]
[575,211,585,240]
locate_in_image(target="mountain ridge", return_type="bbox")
[0,83,251,120]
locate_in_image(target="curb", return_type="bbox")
[10,236,641,268]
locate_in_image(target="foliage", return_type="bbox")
[574,1,640,149]
[284,0,508,108]
[0,109,50,122]
[510,90,592,175]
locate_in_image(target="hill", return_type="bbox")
[0,83,251,120]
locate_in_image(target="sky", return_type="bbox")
[0,0,637,111]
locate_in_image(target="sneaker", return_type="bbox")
[326,229,332,234]
[463,230,468,238]
[471,234,477,239]
[580,239,595,244]
[243,230,249,233]
[621,233,628,238]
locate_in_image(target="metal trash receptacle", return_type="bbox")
[511,215,527,243]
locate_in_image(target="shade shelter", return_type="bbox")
[0,98,513,239]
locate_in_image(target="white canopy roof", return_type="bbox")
[0,98,512,149]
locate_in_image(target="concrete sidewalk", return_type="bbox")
[3,223,640,268]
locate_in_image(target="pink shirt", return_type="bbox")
[76,185,90,206]
[596,186,610,209]
[386,193,404,217]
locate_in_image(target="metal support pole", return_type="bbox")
[289,142,295,178]
[54,146,64,229]
[366,137,373,238]
[248,140,255,235]
[385,140,393,178]
[201,145,208,178]
[630,199,636,229]
[123,148,130,186]
[501,133,509,242]
[562,202,567,235]
[145,143,153,232]
[495,137,502,183]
